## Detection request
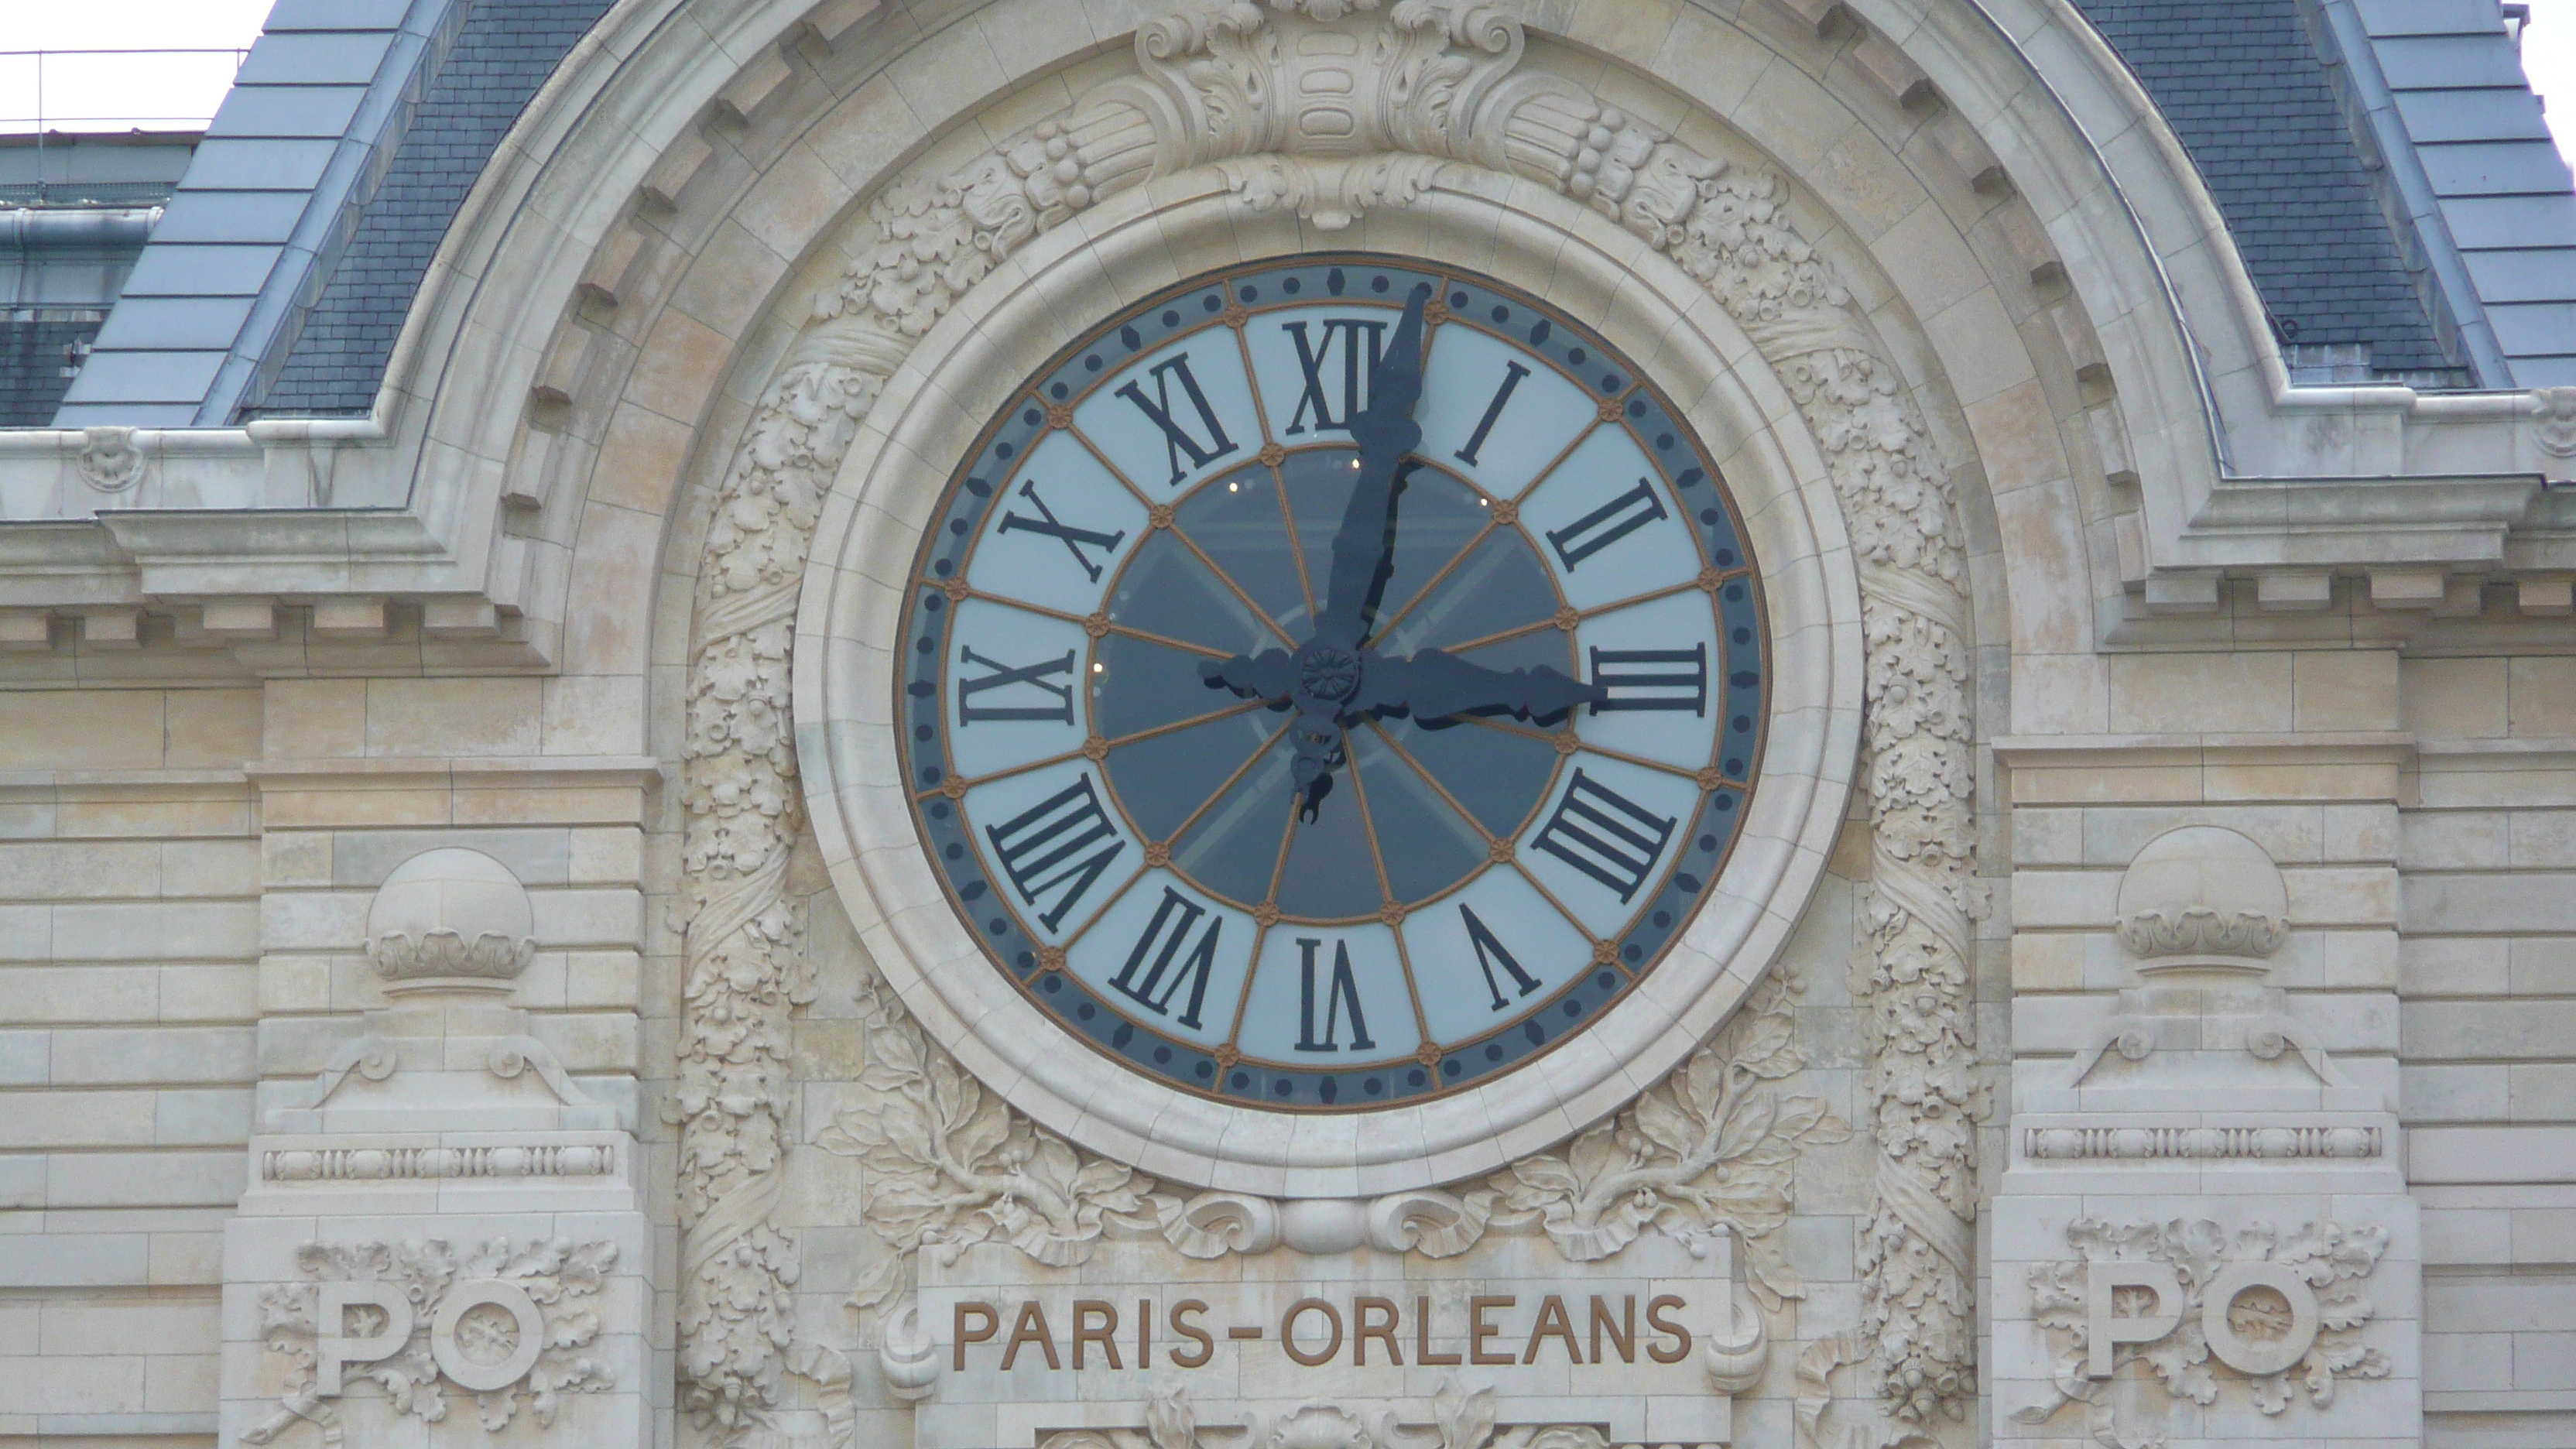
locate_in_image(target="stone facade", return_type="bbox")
[0,3,2571,1449]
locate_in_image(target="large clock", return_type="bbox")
[889,255,1766,1112]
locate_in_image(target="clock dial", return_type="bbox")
[897,256,1766,1111]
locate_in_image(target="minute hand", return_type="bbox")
[1311,283,1434,650]
[1360,646,1608,724]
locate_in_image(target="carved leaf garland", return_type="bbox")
[1489,969,1849,1303]
[676,0,1977,1434]
[817,966,1161,1319]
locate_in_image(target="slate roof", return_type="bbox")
[0,318,101,428]
[2074,0,2462,382]
[2339,0,2576,387]
[51,0,472,427]
[256,0,614,415]
[33,0,2576,425]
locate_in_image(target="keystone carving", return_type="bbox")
[680,0,1977,1434]
[73,425,145,492]
[245,1237,617,1444]
[2014,1218,2393,1448]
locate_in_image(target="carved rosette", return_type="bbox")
[676,0,1976,1435]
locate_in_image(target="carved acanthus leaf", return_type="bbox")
[1487,969,1848,1301]
[817,968,1163,1323]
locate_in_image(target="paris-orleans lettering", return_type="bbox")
[951,1293,1695,1372]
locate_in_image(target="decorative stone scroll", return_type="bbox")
[677,0,1976,1434]
[2012,1218,2393,1445]
[244,1237,618,1444]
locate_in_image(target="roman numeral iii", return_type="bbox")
[1109,888,1224,1030]
[957,645,1077,725]
[1588,644,1707,715]
[1530,768,1677,905]
[983,775,1126,932]
[1114,353,1239,486]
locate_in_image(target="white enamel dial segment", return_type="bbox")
[1511,750,1701,939]
[1235,922,1422,1067]
[1406,866,1595,1043]
[1243,304,1396,444]
[970,430,1150,615]
[959,759,1145,946]
[1517,426,1701,609]
[1072,331,1262,495]
[1063,870,1259,1048]
[1574,590,1725,771]
[945,600,1091,782]
[1417,322,1601,498]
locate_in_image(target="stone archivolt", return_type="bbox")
[676,0,1977,1437]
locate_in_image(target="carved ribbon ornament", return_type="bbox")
[674,1,1977,1439]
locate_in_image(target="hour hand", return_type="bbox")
[1198,650,1297,702]
[1362,647,1608,724]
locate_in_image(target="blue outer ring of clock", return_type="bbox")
[896,255,1768,1112]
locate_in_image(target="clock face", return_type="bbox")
[895,255,1765,1112]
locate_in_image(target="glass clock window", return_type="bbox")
[896,256,1766,1111]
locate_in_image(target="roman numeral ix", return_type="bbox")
[1115,353,1239,486]
[957,645,1077,726]
[1530,768,1677,905]
[983,775,1125,932]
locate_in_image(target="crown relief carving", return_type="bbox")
[679,0,1978,1436]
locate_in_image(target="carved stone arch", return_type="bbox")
[657,4,2001,1442]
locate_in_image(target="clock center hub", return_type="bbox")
[1297,643,1362,704]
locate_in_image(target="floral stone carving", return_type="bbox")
[1038,1382,1608,1449]
[245,1237,617,1444]
[1488,969,1849,1300]
[2014,1218,2393,1448]
[679,0,1976,1433]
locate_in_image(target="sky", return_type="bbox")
[2,0,2572,163]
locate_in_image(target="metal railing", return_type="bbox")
[0,47,250,130]
[0,47,245,205]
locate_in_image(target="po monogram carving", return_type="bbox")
[677,0,1976,1435]
[245,1237,616,1444]
[2015,1218,2393,1448]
